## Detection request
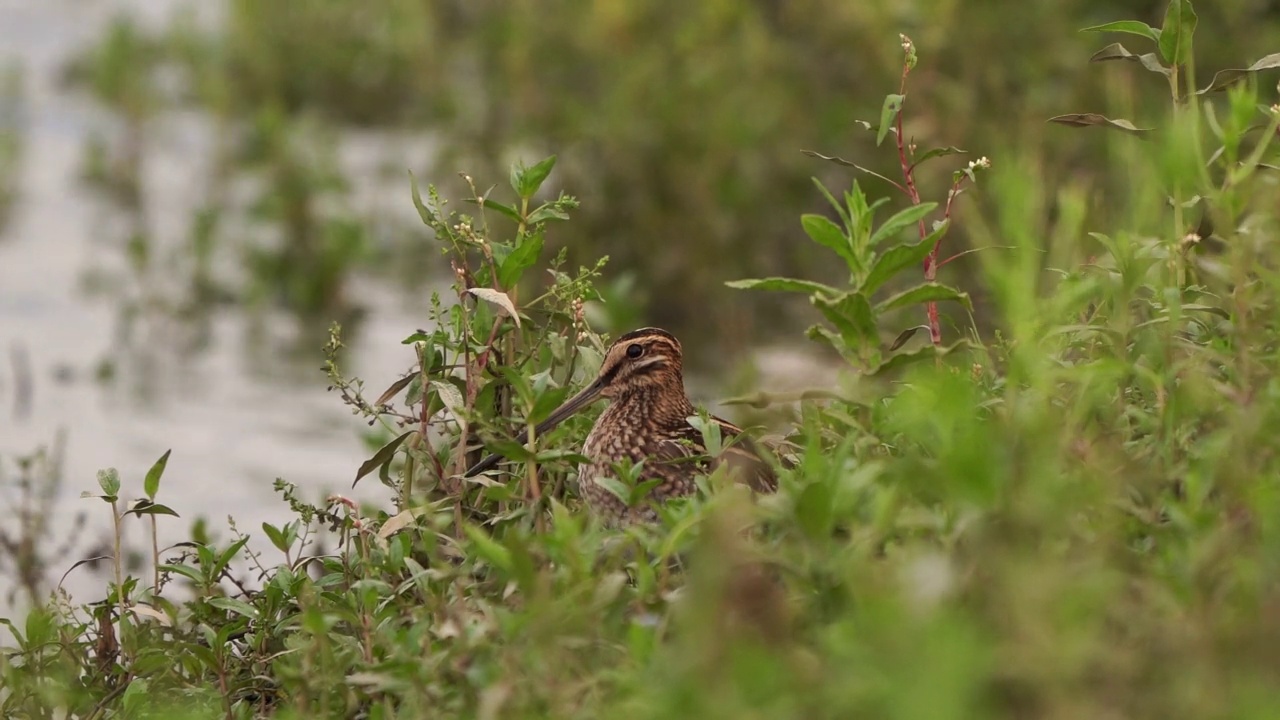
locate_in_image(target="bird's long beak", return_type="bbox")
[463,375,607,477]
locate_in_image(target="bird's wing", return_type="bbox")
[637,415,782,494]
[708,415,781,494]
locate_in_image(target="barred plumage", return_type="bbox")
[466,327,778,524]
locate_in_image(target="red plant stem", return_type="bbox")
[935,177,969,270]
[893,58,942,346]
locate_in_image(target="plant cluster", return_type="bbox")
[5,4,1280,718]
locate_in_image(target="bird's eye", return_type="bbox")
[626,343,645,359]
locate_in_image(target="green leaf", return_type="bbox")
[262,523,288,554]
[876,94,904,146]
[208,597,260,621]
[1197,53,1280,94]
[1080,20,1160,42]
[97,468,121,498]
[478,437,537,464]
[511,155,557,200]
[1089,43,1170,77]
[871,339,976,377]
[875,282,972,314]
[801,213,858,271]
[159,563,204,585]
[796,481,834,539]
[1158,0,1197,66]
[869,202,939,248]
[498,231,544,288]
[687,413,724,457]
[125,500,180,518]
[528,386,573,427]
[143,449,170,500]
[466,287,521,327]
[863,221,948,295]
[481,198,522,224]
[810,177,851,228]
[802,151,904,191]
[527,205,570,224]
[353,431,414,488]
[628,478,664,507]
[374,373,415,407]
[431,379,466,422]
[889,325,929,351]
[725,277,838,295]
[464,526,513,573]
[813,292,878,349]
[122,678,149,714]
[408,172,432,226]
[805,324,844,354]
[487,240,513,270]
[1048,113,1153,137]
[404,375,424,408]
[212,537,250,580]
[910,146,967,171]
[595,476,631,505]
[187,644,220,672]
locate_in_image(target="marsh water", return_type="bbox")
[0,0,428,609]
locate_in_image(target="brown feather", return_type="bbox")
[466,327,784,524]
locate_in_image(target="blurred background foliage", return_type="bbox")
[58,0,1280,358]
[0,63,22,231]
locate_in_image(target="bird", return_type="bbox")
[464,327,781,524]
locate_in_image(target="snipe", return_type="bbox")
[465,328,779,524]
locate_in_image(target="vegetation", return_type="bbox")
[5,2,1280,718]
[60,0,1280,353]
